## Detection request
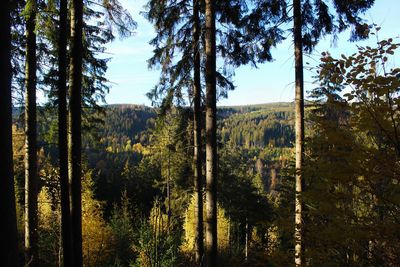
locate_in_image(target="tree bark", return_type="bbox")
[193,0,204,264]
[204,0,217,266]
[293,0,305,265]
[245,219,248,266]
[24,0,39,265]
[58,0,73,265]
[0,0,19,265]
[69,0,83,265]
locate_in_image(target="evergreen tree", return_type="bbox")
[292,1,304,265]
[192,0,204,263]
[0,0,19,265]
[204,0,217,265]
[68,0,83,265]
[24,0,39,265]
[57,0,73,265]
[287,1,375,264]
[145,2,287,265]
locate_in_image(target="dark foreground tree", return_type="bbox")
[205,0,217,266]
[69,0,83,265]
[24,0,39,265]
[58,0,73,265]
[0,0,19,265]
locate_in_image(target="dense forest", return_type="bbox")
[1,0,400,266]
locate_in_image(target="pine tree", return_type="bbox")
[292,0,304,265]
[288,1,375,265]
[204,0,217,265]
[57,0,73,265]
[24,0,39,265]
[69,0,83,265]
[0,0,19,265]
[144,1,284,264]
[192,0,204,263]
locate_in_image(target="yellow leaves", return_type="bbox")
[182,194,230,253]
[38,187,59,231]
[132,142,144,154]
[82,172,113,267]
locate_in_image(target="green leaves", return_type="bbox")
[308,35,400,266]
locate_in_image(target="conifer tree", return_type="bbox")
[0,0,19,265]
[24,0,39,265]
[288,0,375,265]
[145,2,287,264]
[193,0,204,263]
[69,0,83,265]
[57,0,73,265]
[293,1,304,265]
[204,0,217,265]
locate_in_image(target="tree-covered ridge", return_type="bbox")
[219,105,295,148]
[99,104,156,151]
[91,102,295,151]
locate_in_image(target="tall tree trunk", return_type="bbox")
[293,0,304,265]
[69,0,83,265]
[193,0,204,264]
[58,0,73,265]
[24,0,39,265]
[0,0,19,266]
[245,219,248,266]
[204,0,217,265]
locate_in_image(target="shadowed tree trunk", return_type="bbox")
[204,0,217,265]
[293,0,304,265]
[24,0,39,265]
[0,0,19,265]
[193,0,204,264]
[58,0,73,265]
[69,0,83,265]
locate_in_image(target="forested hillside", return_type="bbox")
[99,105,156,151]
[10,103,294,266]
[2,0,399,266]
[219,105,294,148]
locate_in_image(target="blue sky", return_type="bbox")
[104,0,400,106]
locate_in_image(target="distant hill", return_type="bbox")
[99,105,157,149]
[13,102,295,150]
[101,102,295,150]
[218,103,295,148]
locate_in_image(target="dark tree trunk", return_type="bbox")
[0,0,19,265]
[24,0,39,266]
[58,0,73,265]
[204,0,217,265]
[293,0,304,265]
[68,0,83,265]
[193,0,204,264]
